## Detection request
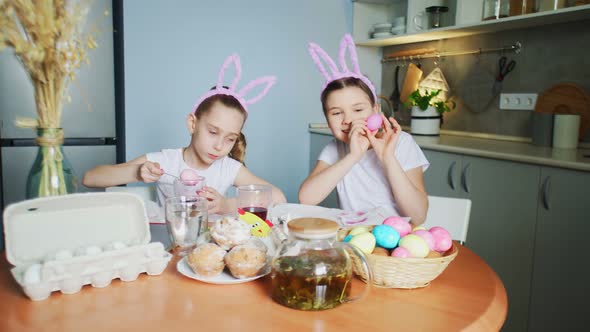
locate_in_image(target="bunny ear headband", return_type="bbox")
[192,54,276,115]
[308,34,377,102]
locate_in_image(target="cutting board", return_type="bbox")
[400,63,423,104]
[534,83,590,139]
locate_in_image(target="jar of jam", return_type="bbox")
[483,0,511,20]
[270,218,372,311]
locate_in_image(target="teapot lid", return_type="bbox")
[287,218,339,239]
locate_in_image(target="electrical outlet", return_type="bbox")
[499,93,538,111]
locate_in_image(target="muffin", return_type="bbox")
[210,216,252,250]
[224,244,267,279]
[187,243,227,277]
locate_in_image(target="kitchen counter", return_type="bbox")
[309,126,590,172]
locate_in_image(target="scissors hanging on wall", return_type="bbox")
[482,55,517,111]
[492,56,516,96]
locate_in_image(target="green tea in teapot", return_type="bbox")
[270,248,352,311]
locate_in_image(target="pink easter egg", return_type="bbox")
[413,229,436,251]
[180,169,199,182]
[429,226,453,252]
[383,216,412,237]
[366,114,383,132]
[391,247,411,258]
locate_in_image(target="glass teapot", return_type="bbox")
[270,218,372,311]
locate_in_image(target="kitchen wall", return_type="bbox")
[123,0,352,202]
[380,19,590,142]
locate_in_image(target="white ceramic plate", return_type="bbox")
[372,32,394,39]
[176,256,269,285]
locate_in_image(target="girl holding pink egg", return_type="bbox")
[83,55,286,214]
[299,34,429,225]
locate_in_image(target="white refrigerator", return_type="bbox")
[0,0,122,249]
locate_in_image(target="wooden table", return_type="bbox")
[0,244,506,332]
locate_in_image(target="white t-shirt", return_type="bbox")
[146,148,242,206]
[318,131,429,216]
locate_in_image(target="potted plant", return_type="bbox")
[405,89,455,136]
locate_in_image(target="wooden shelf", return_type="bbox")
[356,4,590,47]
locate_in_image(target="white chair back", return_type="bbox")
[422,195,472,243]
[105,185,156,202]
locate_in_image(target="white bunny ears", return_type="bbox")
[308,34,377,102]
[192,54,276,114]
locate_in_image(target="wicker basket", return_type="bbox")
[340,227,459,289]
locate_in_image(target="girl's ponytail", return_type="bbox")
[229,132,247,164]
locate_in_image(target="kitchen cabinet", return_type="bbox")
[528,167,590,332]
[423,149,539,332]
[308,132,339,208]
[353,0,590,46]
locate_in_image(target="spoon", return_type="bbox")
[163,172,178,179]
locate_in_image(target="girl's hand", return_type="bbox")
[348,119,370,160]
[138,161,163,183]
[198,186,226,214]
[367,115,402,164]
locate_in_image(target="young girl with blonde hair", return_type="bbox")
[84,55,286,214]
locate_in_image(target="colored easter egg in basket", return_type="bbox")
[391,247,411,258]
[372,225,401,249]
[344,234,353,242]
[412,226,427,232]
[349,232,376,255]
[429,226,453,252]
[366,114,383,132]
[399,234,429,258]
[349,226,370,236]
[372,247,390,256]
[413,229,436,251]
[426,251,442,258]
[383,216,412,237]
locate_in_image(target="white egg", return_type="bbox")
[23,264,42,284]
[54,249,73,260]
[104,241,127,251]
[85,246,103,256]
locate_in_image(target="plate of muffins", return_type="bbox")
[177,215,274,284]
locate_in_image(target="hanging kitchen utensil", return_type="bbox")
[418,67,450,102]
[400,63,423,104]
[482,56,516,111]
[459,56,496,113]
[389,65,401,112]
[378,95,394,119]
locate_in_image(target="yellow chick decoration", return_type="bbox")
[237,208,273,237]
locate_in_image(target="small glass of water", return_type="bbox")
[165,196,208,256]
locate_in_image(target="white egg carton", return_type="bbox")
[3,192,173,301]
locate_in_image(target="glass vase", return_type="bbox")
[25,128,78,199]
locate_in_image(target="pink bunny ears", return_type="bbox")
[308,34,377,101]
[192,54,276,114]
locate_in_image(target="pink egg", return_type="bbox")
[383,216,412,237]
[180,169,199,182]
[413,229,436,251]
[391,247,411,258]
[366,114,383,132]
[429,226,453,252]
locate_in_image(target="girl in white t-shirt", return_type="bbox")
[83,55,286,214]
[299,35,429,225]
